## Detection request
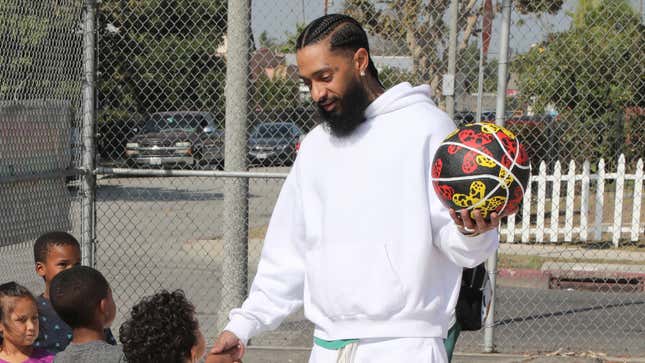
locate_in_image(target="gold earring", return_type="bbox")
[360,70,365,76]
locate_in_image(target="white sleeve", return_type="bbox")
[427,114,499,268]
[224,166,306,344]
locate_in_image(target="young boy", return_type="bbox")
[33,232,116,353]
[49,266,124,363]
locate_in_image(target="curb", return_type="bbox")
[498,266,645,292]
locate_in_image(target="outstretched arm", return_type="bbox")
[210,166,307,358]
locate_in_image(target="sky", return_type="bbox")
[251,0,643,57]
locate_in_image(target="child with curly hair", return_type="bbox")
[119,290,240,363]
[0,282,54,363]
[120,290,238,363]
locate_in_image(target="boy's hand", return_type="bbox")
[210,331,245,361]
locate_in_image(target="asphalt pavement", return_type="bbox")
[1,170,642,358]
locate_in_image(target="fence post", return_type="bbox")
[485,0,512,353]
[219,0,250,330]
[612,154,626,247]
[445,0,459,119]
[81,0,97,268]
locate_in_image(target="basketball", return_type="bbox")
[431,122,531,220]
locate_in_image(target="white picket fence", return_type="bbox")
[501,154,644,246]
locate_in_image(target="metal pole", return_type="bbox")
[445,0,459,119]
[219,0,250,331]
[485,0,512,353]
[81,0,97,268]
[475,24,485,122]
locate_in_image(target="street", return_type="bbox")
[39,172,641,357]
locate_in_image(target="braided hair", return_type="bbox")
[296,14,379,80]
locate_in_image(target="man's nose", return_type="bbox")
[311,82,328,103]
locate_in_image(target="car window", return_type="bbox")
[143,114,207,132]
[252,124,293,138]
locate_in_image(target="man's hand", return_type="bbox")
[449,208,516,236]
[209,331,245,361]
[205,350,242,363]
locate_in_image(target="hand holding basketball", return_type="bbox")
[432,123,530,222]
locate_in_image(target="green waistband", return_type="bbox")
[313,337,360,350]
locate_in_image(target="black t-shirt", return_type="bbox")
[34,295,117,354]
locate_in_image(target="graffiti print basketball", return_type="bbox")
[431,122,531,220]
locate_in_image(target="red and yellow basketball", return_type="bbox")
[431,122,530,220]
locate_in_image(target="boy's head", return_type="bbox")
[120,290,205,363]
[34,232,81,291]
[49,266,116,331]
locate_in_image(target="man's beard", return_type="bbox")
[316,78,371,138]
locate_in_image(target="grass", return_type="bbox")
[247,223,643,271]
[497,253,644,270]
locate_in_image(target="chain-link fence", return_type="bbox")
[482,0,645,356]
[0,0,86,293]
[1,0,643,359]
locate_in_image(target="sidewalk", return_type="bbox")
[243,347,645,362]
[496,242,645,290]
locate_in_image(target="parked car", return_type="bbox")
[248,122,303,166]
[454,111,476,126]
[454,111,496,125]
[125,111,224,169]
[480,111,496,122]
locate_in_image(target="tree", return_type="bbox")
[97,0,227,115]
[258,31,278,49]
[513,0,643,165]
[0,2,81,100]
[96,0,227,159]
[343,0,565,102]
[250,73,300,111]
[344,0,473,97]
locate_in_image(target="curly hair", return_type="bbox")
[119,290,198,363]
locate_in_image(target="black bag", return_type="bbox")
[456,262,489,331]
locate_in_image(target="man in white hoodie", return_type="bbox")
[208,14,503,363]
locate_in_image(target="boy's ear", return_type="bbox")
[35,261,46,278]
[190,344,202,363]
[97,298,109,326]
[98,298,107,316]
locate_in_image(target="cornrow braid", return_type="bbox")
[296,14,380,80]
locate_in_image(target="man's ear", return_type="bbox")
[35,262,46,278]
[353,48,370,74]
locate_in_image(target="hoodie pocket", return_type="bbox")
[306,242,405,320]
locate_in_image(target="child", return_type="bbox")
[49,266,124,363]
[32,232,116,353]
[0,282,54,363]
[119,290,206,363]
[119,290,238,363]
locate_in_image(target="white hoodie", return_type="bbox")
[225,82,499,344]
